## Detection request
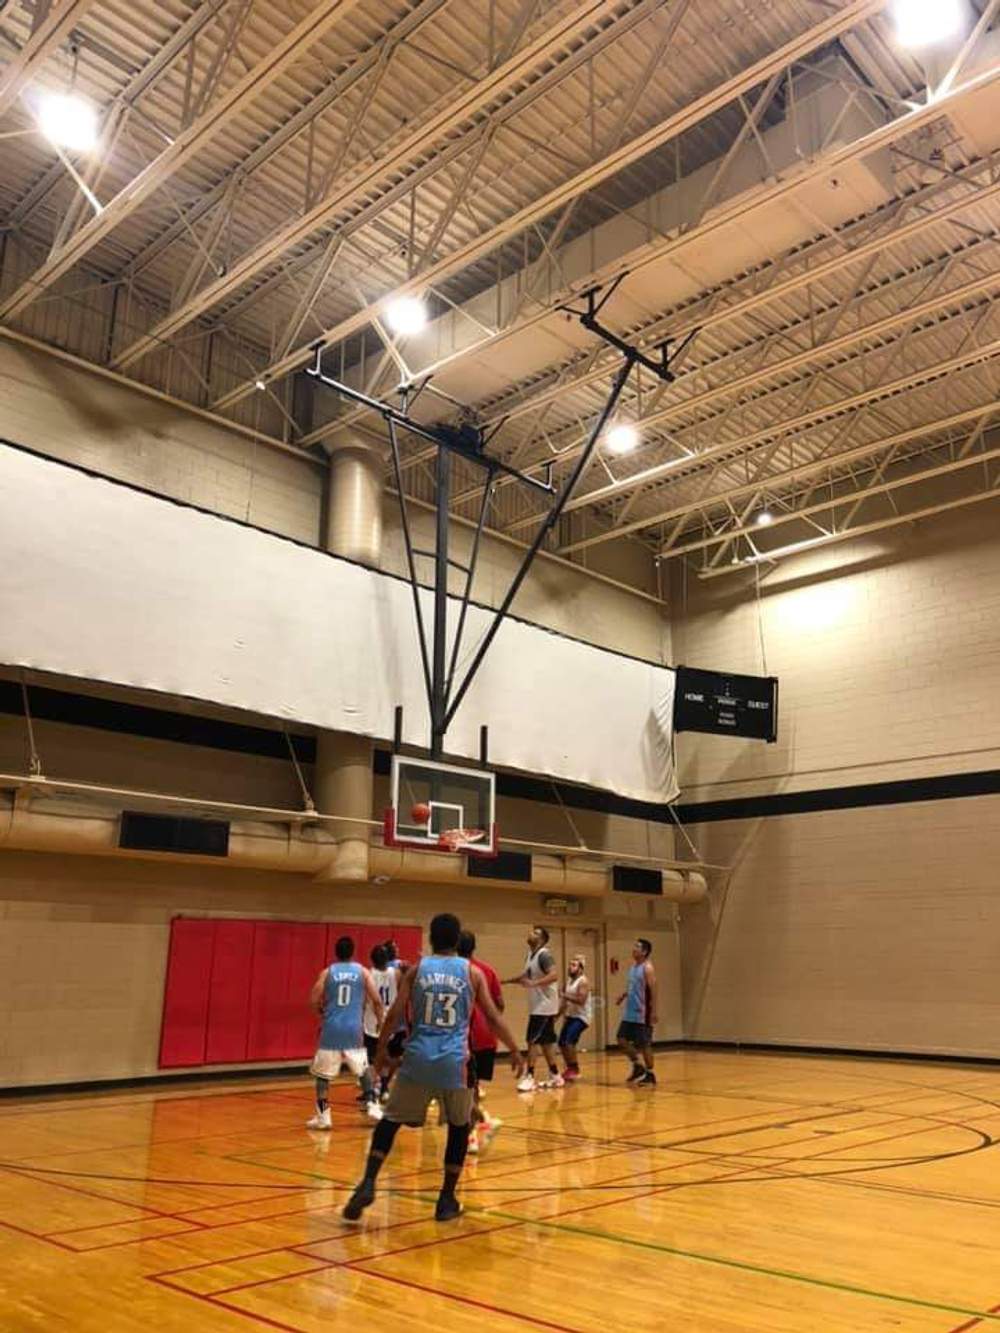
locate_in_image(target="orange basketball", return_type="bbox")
[410,802,431,825]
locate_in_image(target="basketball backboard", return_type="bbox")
[384,755,497,856]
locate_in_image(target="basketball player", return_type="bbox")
[307,936,385,1129]
[615,938,657,1087]
[342,913,524,1224]
[457,929,503,1153]
[384,937,406,972]
[364,944,396,1099]
[505,925,562,1091]
[558,954,592,1081]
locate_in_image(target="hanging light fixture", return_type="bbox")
[37,92,98,152]
[890,0,964,49]
[385,296,428,337]
[605,422,640,454]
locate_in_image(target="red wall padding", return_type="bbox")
[284,924,328,1058]
[159,919,215,1067]
[246,923,292,1062]
[204,920,254,1064]
[159,916,423,1069]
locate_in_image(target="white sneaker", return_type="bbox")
[479,1117,502,1152]
[466,1132,480,1155]
[365,1100,384,1121]
[516,1075,537,1093]
[548,1074,565,1089]
[306,1108,332,1130]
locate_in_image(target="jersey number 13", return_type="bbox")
[422,991,458,1027]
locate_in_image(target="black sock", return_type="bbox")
[362,1119,400,1182]
[315,1078,329,1112]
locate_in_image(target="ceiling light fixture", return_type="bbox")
[755,509,774,527]
[37,92,98,153]
[385,296,428,337]
[891,0,964,49]
[605,422,639,454]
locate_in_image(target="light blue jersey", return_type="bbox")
[320,961,366,1051]
[400,956,472,1090]
[624,961,649,1024]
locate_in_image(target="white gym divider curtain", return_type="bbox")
[0,444,678,804]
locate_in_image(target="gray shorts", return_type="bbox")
[384,1075,474,1127]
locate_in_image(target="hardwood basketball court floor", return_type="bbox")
[2,1049,1000,1331]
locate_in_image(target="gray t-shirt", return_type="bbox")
[526,947,559,1016]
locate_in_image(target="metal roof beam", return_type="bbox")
[115,0,454,284]
[655,405,1000,560]
[557,328,1000,552]
[0,0,366,322]
[695,470,1000,579]
[0,0,97,118]
[112,0,657,370]
[6,0,229,229]
[212,0,893,412]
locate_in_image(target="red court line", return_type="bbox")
[340,1264,578,1333]
[207,1220,524,1297]
[148,1205,463,1280]
[155,1261,332,1298]
[0,1216,76,1251]
[0,1160,211,1226]
[947,1300,1000,1333]
[146,1276,308,1333]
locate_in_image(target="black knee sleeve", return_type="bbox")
[371,1117,400,1156]
[444,1122,471,1169]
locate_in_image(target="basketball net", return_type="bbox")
[437,827,487,852]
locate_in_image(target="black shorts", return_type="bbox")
[470,1048,496,1083]
[365,1031,406,1063]
[617,1020,652,1048]
[526,1014,558,1047]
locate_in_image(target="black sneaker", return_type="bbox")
[342,1178,376,1221]
[635,1070,657,1087]
[626,1065,645,1084]
[435,1193,463,1223]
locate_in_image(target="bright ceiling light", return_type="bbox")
[605,422,639,454]
[891,0,964,49]
[37,92,98,153]
[385,296,428,337]
[755,509,774,527]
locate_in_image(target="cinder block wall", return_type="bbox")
[673,502,1000,1057]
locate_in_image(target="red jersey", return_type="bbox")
[469,958,502,1052]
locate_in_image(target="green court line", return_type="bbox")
[218,1151,1000,1325]
[464,1203,1000,1325]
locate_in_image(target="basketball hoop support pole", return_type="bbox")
[431,445,450,758]
[305,285,677,754]
[442,352,633,732]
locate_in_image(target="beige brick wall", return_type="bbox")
[673,502,1000,1056]
[0,341,323,543]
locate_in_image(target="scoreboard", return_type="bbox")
[673,665,778,742]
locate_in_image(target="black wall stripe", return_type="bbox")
[677,767,1000,824]
[3,679,997,825]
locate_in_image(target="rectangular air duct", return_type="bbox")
[119,811,230,857]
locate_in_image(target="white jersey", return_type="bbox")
[525,946,559,1017]
[364,966,398,1038]
[563,974,592,1024]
